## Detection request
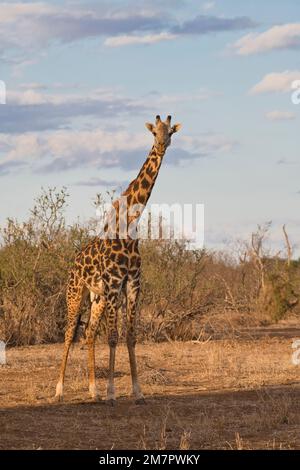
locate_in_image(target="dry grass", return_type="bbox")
[0,330,300,449]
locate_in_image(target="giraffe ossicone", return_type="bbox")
[55,115,181,403]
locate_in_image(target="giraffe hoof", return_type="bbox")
[89,384,100,401]
[135,397,146,405]
[107,398,116,407]
[92,395,101,403]
[54,394,64,403]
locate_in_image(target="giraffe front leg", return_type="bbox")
[126,276,145,404]
[105,289,120,405]
[85,295,105,400]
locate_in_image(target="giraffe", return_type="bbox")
[55,115,181,404]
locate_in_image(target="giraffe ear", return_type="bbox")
[171,123,182,134]
[145,123,155,133]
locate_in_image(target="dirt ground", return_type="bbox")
[1,329,300,450]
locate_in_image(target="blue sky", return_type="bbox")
[0,0,299,254]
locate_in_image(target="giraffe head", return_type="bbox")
[145,115,181,154]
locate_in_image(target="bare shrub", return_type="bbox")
[0,188,90,345]
[0,188,299,346]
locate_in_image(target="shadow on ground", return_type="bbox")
[1,384,299,450]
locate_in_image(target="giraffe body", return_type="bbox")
[55,115,181,403]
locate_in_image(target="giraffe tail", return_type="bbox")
[76,292,99,345]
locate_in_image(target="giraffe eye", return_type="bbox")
[153,131,157,136]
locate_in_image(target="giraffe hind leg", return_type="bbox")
[55,282,87,401]
[85,295,106,400]
[126,276,145,404]
[105,285,122,405]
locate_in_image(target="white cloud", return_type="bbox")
[45,129,145,157]
[202,2,216,11]
[7,86,120,105]
[0,2,56,22]
[1,85,142,133]
[18,82,82,90]
[137,89,218,108]
[2,85,219,134]
[0,127,236,174]
[0,84,232,174]
[0,128,147,167]
[9,85,218,107]
[104,32,177,47]
[232,23,300,55]
[179,133,238,154]
[19,82,48,90]
[0,133,44,161]
[0,2,255,57]
[265,110,296,121]
[0,2,169,54]
[250,71,300,94]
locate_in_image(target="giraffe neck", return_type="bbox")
[122,145,165,218]
[101,145,166,240]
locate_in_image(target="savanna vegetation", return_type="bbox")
[0,187,299,346]
[1,188,299,451]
